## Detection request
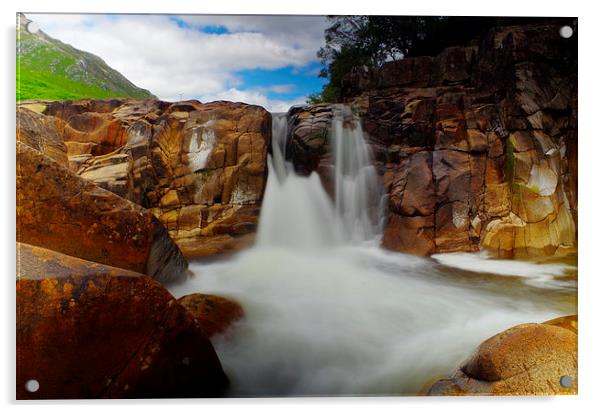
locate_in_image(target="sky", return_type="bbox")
[27,13,330,112]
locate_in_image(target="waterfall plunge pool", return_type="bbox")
[168,244,575,396]
[167,107,576,396]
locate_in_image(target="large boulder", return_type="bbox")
[178,293,244,338]
[16,142,187,283]
[16,242,228,399]
[18,99,270,259]
[427,315,577,395]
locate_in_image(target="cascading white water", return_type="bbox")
[168,107,576,396]
[258,107,384,248]
[269,112,289,183]
[256,112,339,248]
[331,105,384,243]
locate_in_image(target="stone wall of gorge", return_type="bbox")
[19,99,270,259]
[287,22,577,258]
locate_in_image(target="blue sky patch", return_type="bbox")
[170,16,229,34]
[235,63,326,100]
[199,25,229,35]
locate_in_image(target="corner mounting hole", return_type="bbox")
[559,26,573,39]
[25,379,39,393]
[26,21,39,34]
[559,375,573,387]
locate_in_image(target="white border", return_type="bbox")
[3,1,602,412]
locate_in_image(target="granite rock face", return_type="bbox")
[16,243,228,399]
[18,99,271,259]
[292,23,577,258]
[17,141,187,283]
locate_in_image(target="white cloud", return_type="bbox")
[195,88,307,113]
[253,84,297,94]
[176,15,327,58]
[27,13,326,112]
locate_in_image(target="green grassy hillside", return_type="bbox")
[16,14,155,101]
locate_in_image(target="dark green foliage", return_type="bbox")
[307,83,341,104]
[311,16,576,103]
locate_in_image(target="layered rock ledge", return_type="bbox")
[352,23,577,258]
[16,139,187,283]
[18,99,270,259]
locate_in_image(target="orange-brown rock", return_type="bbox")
[62,111,128,155]
[16,142,187,283]
[17,107,68,166]
[388,150,435,217]
[16,242,228,399]
[427,316,577,396]
[178,293,244,338]
[543,314,578,334]
[335,22,577,258]
[382,214,435,256]
[17,99,271,259]
[43,98,128,119]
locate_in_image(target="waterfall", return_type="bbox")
[257,106,384,248]
[270,112,289,183]
[256,112,338,248]
[168,105,574,397]
[331,105,384,243]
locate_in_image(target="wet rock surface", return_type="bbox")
[178,293,244,338]
[16,242,228,399]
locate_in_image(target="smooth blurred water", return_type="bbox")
[258,108,383,248]
[167,108,576,396]
[331,106,384,242]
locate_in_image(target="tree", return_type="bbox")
[309,16,574,104]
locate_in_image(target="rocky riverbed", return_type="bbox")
[16,21,577,399]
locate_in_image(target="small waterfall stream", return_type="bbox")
[256,112,338,248]
[258,107,383,248]
[331,106,384,243]
[168,107,575,396]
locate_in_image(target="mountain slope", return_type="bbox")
[16,13,155,101]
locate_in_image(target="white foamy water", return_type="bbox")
[169,245,572,396]
[258,108,383,248]
[256,113,339,249]
[331,106,384,242]
[432,252,576,289]
[168,107,575,396]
